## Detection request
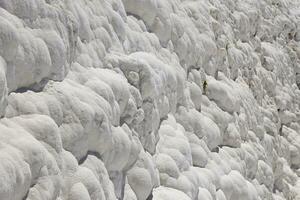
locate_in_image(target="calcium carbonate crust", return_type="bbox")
[0,0,300,200]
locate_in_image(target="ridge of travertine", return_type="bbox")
[0,0,300,199]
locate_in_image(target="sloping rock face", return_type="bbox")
[0,0,300,200]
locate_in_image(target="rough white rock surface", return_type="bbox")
[0,0,300,200]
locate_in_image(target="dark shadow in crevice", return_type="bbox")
[15,87,32,93]
[126,12,142,21]
[78,150,102,165]
[211,146,220,153]
[291,164,299,170]
[215,144,237,150]
[22,190,29,200]
[22,183,36,200]
[126,12,153,33]
[146,192,153,200]
[14,78,49,94]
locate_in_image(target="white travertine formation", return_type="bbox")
[0,0,300,199]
